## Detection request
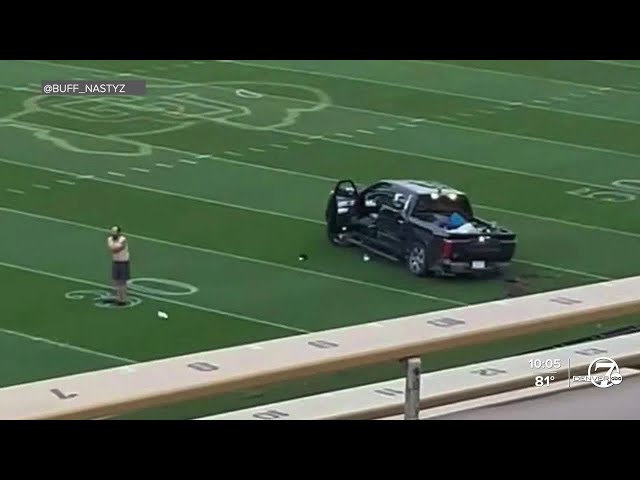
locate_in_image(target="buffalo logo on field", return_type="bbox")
[11,82,330,138]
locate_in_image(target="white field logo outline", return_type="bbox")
[573,357,623,389]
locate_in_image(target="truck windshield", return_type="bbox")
[414,195,473,218]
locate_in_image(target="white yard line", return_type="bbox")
[0,327,136,364]
[214,155,334,181]
[0,181,616,288]
[273,126,630,194]
[4,69,637,243]
[1,112,637,241]
[3,146,640,247]
[22,112,621,203]
[16,64,640,160]
[221,60,640,126]
[1,63,625,291]
[5,154,637,246]
[589,60,640,70]
[411,60,630,94]
[617,84,640,91]
[0,206,467,307]
[1,156,321,225]
[0,260,310,335]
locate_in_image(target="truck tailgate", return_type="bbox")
[445,236,516,262]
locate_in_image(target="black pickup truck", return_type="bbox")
[325,179,517,277]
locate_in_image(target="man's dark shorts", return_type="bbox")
[112,261,131,284]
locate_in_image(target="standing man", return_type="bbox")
[107,226,131,306]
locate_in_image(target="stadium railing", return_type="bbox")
[196,332,640,420]
[1,275,640,420]
[378,367,640,420]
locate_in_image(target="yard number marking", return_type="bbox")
[566,178,640,204]
[567,187,634,203]
[65,290,142,309]
[64,278,198,311]
[127,278,199,296]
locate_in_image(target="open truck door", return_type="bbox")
[325,180,359,246]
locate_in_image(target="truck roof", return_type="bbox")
[385,180,466,197]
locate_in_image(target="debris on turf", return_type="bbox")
[504,277,529,298]
[298,254,308,261]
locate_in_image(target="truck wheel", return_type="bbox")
[407,242,429,277]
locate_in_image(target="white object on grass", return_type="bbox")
[157,311,169,319]
[363,254,370,262]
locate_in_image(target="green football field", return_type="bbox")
[1,60,640,419]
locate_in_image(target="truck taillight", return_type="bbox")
[442,240,453,259]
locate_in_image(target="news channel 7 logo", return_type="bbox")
[573,357,624,388]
